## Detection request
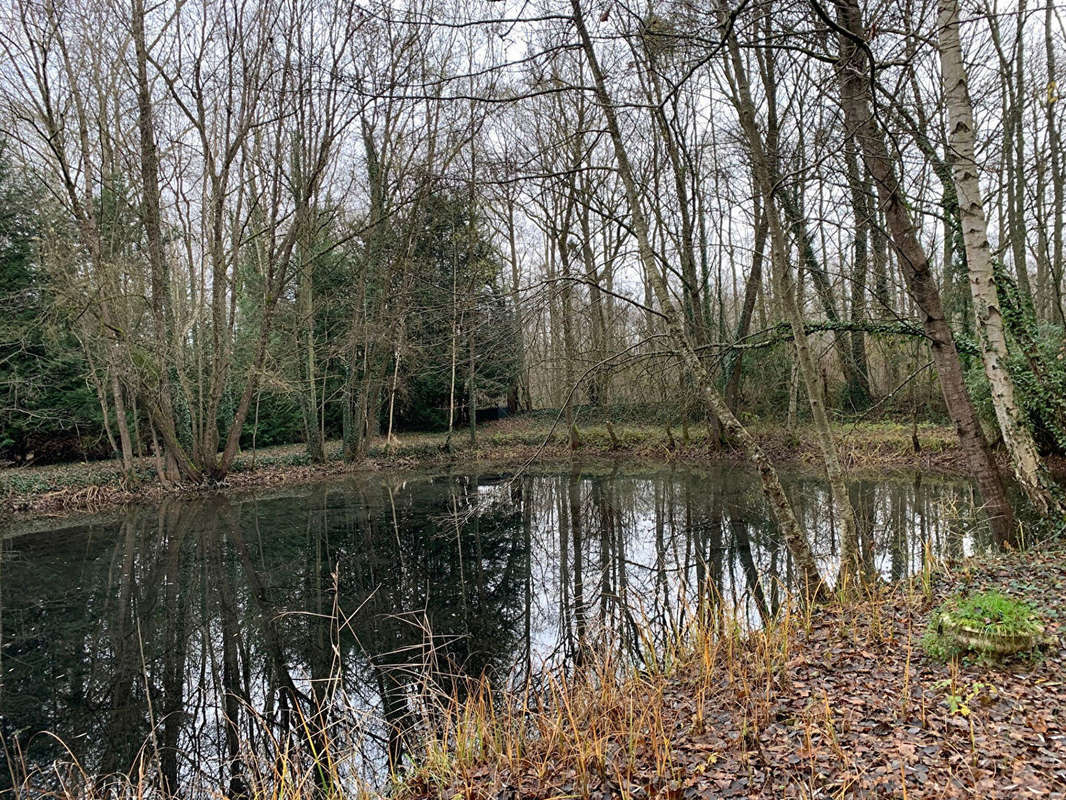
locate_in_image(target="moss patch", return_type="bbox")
[923,590,1046,661]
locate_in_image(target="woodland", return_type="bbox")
[3,0,1066,794]
[1,0,1065,535]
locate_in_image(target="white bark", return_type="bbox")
[938,0,1065,515]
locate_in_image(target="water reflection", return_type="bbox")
[0,465,981,794]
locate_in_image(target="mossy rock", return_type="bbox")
[924,590,1047,660]
[937,611,1044,655]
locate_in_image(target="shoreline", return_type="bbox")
[1,419,985,520]
[396,546,1066,799]
[5,418,1065,798]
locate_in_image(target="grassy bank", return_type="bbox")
[397,547,1066,799]
[1,418,977,517]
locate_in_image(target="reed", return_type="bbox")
[10,544,1015,800]
[395,594,816,799]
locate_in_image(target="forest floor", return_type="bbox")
[398,547,1066,799]
[0,416,991,517]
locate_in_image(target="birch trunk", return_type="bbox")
[832,0,1016,544]
[937,0,1065,514]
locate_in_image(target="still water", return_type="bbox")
[0,463,984,794]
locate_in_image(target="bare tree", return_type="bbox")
[938,0,1065,514]
[570,0,825,596]
[829,0,1016,542]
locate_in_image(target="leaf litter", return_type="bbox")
[400,547,1066,799]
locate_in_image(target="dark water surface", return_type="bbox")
[0,463,984,793]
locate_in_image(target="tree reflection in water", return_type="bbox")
[0,465,982,795]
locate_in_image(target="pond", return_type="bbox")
[0,463,985,795]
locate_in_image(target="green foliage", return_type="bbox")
[946,590,1042,635]
[731,343,796,419]
[963,264,1066,456]
[395,190,519,430]
[0,141,108,464]
[932,679,997,717]
[919,619,965,663]
[239,392,305,449]
[922,590,1043,662]
[241,187,521,453]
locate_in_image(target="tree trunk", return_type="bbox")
[723,26,861,583]
[111,368,134,475]
[557,215,579,433]
[580,196,608,405]
[832,0,1015,544]
[446,269,459,451]
[131,0,193,482]
[843,135,873,409]
[571,0,825,597]
[467,321,477,446]
[505,194,531,411]
[1008,1,1034,308]
[751,39,866,408]
[1047,1,1066,325]
[725,193,767,410]
[298,234,325,463]
[937,0,1064,514]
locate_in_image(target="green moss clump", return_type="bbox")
[950,591,1043,634]
[922,590,1044,662]
[921,624,965,662]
